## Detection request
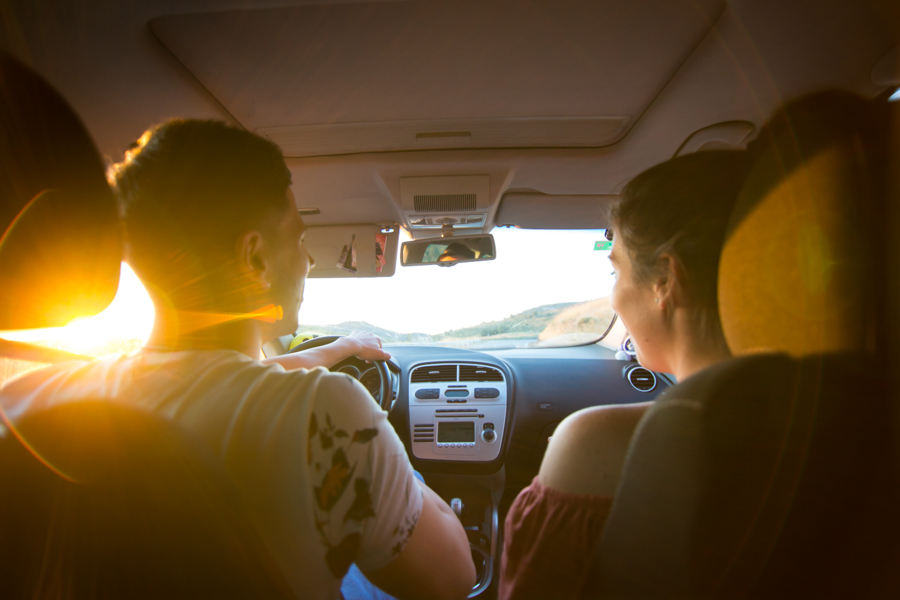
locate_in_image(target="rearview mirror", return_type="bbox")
[401,234,496,267]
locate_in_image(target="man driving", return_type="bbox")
[0,119,474,600]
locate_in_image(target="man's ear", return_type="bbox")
[653,253,686,309]
[239,230,272,289]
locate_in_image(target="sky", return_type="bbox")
[0,228,615,346]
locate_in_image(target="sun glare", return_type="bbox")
[0,263,155,357]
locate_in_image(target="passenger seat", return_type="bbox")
[583,91,900,599]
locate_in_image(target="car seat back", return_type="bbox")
[0,401,296,599]
[585,91,899,599]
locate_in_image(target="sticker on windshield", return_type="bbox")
[594,240,612,251]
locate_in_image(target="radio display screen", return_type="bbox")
[438,421,475,443]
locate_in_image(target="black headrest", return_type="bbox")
[0,52,121,330]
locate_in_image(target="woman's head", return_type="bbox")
[609,150,750,375]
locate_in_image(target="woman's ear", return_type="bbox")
[239,230,272,289]
[653,253,686,309]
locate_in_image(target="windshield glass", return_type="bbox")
[300,228,616,350]
[0,228,617,386]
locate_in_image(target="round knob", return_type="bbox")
[482,428,496,443]
[450,497,463,517]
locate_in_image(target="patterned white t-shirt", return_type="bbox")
[0,350,423,600]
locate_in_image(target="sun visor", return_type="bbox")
[305,224,398,278]
[495,193,615,229]
[0,53,121,330]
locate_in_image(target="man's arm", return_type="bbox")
[363,481,475,600]
[262,331,390,371]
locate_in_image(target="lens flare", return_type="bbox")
[0,406,78,483]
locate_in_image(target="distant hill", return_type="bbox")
[538,297,615,341]
[294,321,432,343]
[437,302,578,340]
[295,302,580,343]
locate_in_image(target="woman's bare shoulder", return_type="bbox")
[537,402,652,497]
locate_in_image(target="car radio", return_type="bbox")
[408,362,508,462]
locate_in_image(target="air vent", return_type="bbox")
[413,194,476,213]
[411,364,457,383]
[459,365,503,382]
[627,367,657,392]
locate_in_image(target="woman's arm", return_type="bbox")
[498,402,653,600]
[538,402,652,496]
[261,331,390,371]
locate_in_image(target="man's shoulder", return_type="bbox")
[0,359,93,397]
[184,356,380,425]
[308,369,383,414]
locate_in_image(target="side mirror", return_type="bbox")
[401,234,496,267]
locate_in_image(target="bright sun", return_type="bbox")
[0,263,155,357]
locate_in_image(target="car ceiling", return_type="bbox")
[2,0,899,232]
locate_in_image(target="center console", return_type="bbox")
[424,471,504,598]
[408,362,508,462]
[407,361,509,596]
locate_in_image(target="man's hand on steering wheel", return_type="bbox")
[262,331,389,371]
[262,332,394,411]
[341,331,391,363]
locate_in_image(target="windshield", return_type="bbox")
[300,228,617,350]
[0,228,617,386]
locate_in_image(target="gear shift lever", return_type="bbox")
[450,497,463,518]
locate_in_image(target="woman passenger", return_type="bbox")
[498,149,751,600]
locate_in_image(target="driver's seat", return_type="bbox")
[0,51,296,599]
[0,401,296,599]
[585,91,900,598]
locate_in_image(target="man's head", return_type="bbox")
[109,119,313,337]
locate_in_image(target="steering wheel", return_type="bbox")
[285,335,393,411]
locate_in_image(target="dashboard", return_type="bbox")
[332,342,671,494]
[383,344,670,475]
[332,342,670,598]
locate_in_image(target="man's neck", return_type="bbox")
[146,306,263,358]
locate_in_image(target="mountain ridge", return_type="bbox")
[296,301,580,342]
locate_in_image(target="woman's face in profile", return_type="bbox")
[608,233,667,372]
